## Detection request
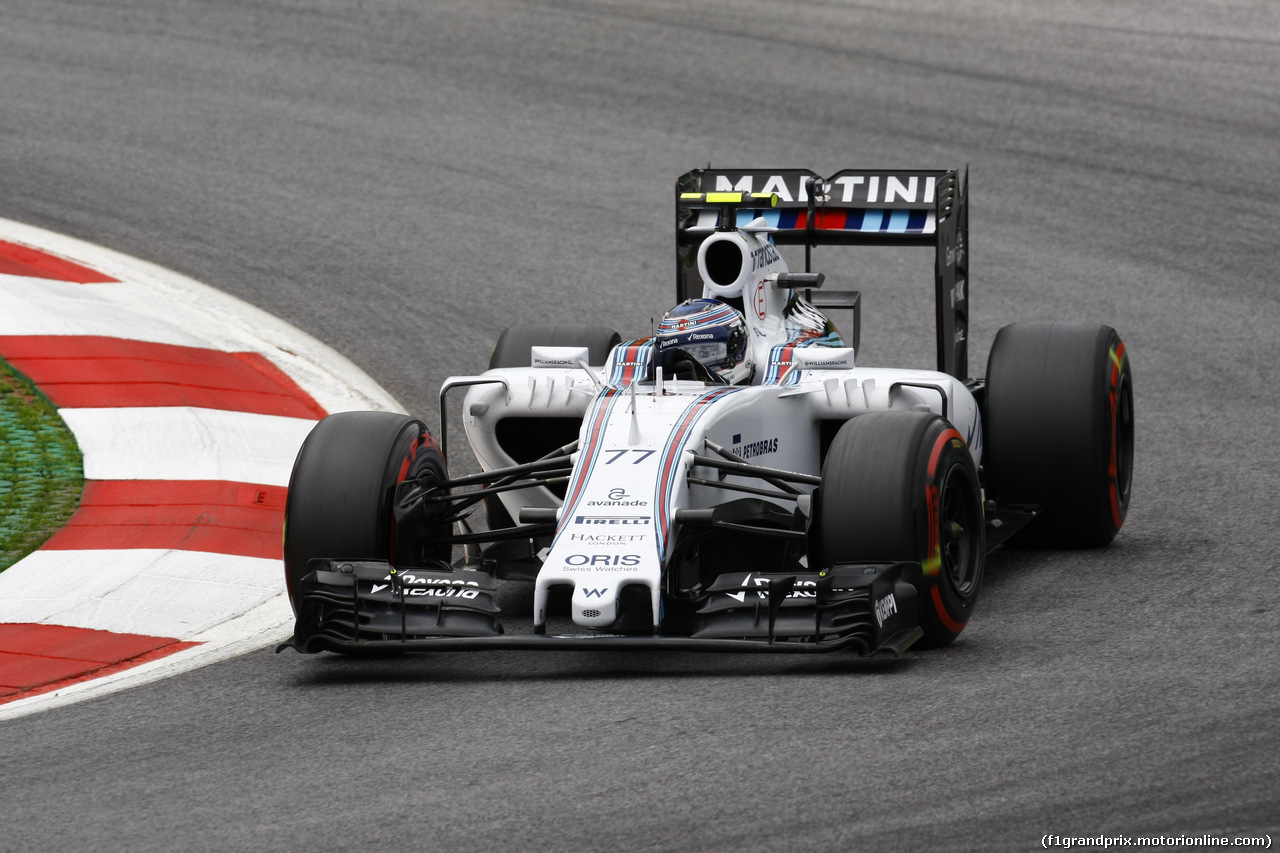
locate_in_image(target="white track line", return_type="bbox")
[60,407,318,485]
[0,549,282,638]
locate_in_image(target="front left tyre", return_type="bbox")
[283,411,450,615]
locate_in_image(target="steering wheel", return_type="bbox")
[660,349,726,385]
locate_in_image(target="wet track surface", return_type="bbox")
[2,2,1279,849]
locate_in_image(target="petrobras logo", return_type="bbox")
[730,433,779,460]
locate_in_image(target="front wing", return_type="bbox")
[277,560,925,656]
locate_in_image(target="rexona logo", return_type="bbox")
[874,593,898,626]
[574,516,649,525]
[725,573,818,602]
[369,574,483,599]
[730,434,779,460]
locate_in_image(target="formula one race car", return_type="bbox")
[277,167,1134,658]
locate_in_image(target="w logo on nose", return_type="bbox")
[582,588,608,598]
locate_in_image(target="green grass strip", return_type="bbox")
[0,358,84,571]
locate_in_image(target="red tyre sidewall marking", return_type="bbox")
[931,584,967,634]
[1108,341,1127,531]
[389,433,423,566]
[925,428,968,632]
[924,483,940,578]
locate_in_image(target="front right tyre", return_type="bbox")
[819,411,985,647]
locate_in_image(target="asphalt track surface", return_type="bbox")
[2,2,1279,850]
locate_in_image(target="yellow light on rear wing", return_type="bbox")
[679,191,779,207]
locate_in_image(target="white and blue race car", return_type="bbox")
[278,167,1134,657]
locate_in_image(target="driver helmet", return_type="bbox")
[656,299,749,383]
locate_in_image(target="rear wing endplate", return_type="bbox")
[675,168,970,379]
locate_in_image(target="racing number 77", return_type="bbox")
[604,450,655,464]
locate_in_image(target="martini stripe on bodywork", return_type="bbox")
[652,387,743,556]
[548,387,624,550]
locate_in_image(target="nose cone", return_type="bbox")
[572,584,619,628]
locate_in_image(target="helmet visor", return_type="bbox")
[658,329,730,369]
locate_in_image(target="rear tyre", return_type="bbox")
[485,323,621,528]
[283,411,450,615]
[984,322,1134,548]
[820,411,984,647]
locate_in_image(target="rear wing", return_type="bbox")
[675,167,970,379]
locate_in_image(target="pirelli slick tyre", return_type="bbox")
[984,322,1134,548]
[486,323,622,529]
[283,411,450,615]
[820,411,985,647]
